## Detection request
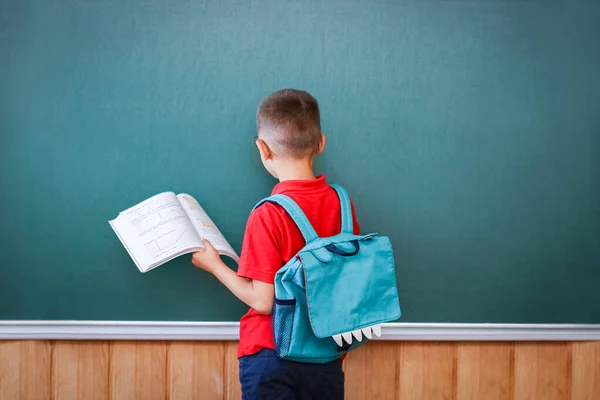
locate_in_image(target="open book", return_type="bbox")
[109,192,239,273]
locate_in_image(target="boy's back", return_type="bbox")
[237,175,360,358]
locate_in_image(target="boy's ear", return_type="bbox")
[317,133,326,154]
[255,138,273,160]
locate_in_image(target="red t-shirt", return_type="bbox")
[236,175,360,358]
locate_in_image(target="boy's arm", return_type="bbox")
[191,239,274,314]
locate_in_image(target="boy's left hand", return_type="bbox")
[191,239,222,274]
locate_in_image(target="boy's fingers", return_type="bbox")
[202,239,212,248]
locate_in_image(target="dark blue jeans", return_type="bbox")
[239,349,344,400]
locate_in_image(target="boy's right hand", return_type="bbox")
[191,239,222,274]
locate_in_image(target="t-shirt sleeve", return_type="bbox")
[237,205,283,284]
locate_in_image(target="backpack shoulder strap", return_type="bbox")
[330,184,353,234]
[253,194,318,243]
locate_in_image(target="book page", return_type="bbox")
[110,192,203,272]
[177,193,240,263]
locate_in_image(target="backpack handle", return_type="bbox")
[325,240,360,256]
[330,184,354,234]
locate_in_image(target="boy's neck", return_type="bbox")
[275,159,317,182]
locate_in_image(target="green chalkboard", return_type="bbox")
[1,0,599,323]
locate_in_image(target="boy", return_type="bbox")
[191,89,359,399]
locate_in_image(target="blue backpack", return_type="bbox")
[254,184,401,363]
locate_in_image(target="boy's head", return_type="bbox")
[255,89,325,178]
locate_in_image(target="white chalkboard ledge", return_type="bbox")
[0,321,599,341]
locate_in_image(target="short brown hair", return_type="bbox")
[256,89,322,158]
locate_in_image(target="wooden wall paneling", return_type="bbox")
[52,341,110,400]
[0,341,51,400]
[456,342,514,400]
[344,341,399,400]
[168,341,225,400]
[2,340,600,399]
[224,341,242,400]
[514,342,571,400]
[109,341,167,400]
[399,342,457,400]
[344,341,400,400]
[571,341,600,400]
